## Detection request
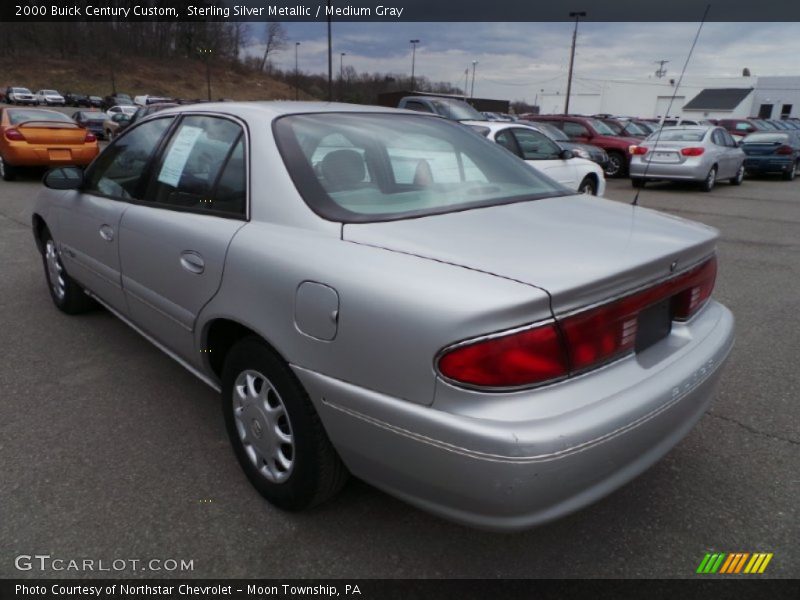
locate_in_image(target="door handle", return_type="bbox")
[180,251,205,274]
[99,224,114,242]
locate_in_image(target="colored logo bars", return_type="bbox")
[697,552,773,574]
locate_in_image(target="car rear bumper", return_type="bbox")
[744,156,795,173]
[2,143,98,167]
[293,301,734,531]
[629,159,710,181]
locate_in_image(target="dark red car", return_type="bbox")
[717,119,764,139]
[522,115,640,177]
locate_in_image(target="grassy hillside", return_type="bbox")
[0,55,315,102]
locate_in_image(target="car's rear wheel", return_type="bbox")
[783,161,797,181]
[578,176,597,195]
[0,156,16,181]
[604,152,627,178]
[221,336,348,511]
[41,231,95,314]
[701,166,717,192]
[730,164,745,186]
[631,177,645,189]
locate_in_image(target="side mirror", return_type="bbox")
[559,149,574,160]
[43,167,84,190]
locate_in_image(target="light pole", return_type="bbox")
[339,52,346,101]
[327,0,333,101]
[409,39,420,90]
[470,60,478,98]
[294,42,300,101]
[564,10,586,115]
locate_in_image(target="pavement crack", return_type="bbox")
[708,411,800,446]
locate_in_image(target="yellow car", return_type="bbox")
[0,107,99,181]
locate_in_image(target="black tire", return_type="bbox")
[40,229,95,314]
[578,176,597,195]
[701,166,717,193]
[631,177,645,189]
[0,155,16,181]
[604,151,627,178]
[783,161,797,181]
[222,336,348,511]
[730,164,745,186]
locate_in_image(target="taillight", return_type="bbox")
[5,128,25,141]
[85,131,97,142]
[630,145,648,155]
[437,323,569,388]
[681,147,705,156]
[775,145,793,155]
[437,255,717,389]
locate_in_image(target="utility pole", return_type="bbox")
[197,47,212,101]
[470,60,478,98]
[464,69,469,100]
[564,10,586,115]
[295,42,300,101]
[327,0,333,102]
[655,59,669,78]
[409,39,420,90]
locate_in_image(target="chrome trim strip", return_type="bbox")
[84,290,221,393]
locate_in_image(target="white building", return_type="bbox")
[539,75,800,120]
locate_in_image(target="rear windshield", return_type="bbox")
[646,129,705,142]
[743,133,790,144]
[79,112,106,122]
[274,113,568,223]
[7,109,73,125]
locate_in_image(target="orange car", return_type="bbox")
[0,107,99,181]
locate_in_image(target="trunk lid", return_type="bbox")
[343,195,718,314]
[17,122,86,145]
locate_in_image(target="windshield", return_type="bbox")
[620,121,648,135]
[12,88,32,94]
[43,90,59,95]
[646,128,706,142]
[587,119,617,135]
[274,113,568,223]
[535,122,569,142]
[429,99,485,121]
[743,133,789,144]
[7,109,73,125]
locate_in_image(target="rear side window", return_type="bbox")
[144,115,246,218]
[84,117,174,200]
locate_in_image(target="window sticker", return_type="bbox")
[158,125,203,187]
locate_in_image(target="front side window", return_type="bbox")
[512,128,561,160]
[84,117,174,200]
[145,115,245,217]
[274,113,568,223]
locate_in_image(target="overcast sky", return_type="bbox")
[244,22,800,101]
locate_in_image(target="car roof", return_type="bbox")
[154,101,424,121]
[461,120,538,133]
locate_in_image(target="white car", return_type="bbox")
[35,89,65,106]
[465,121,606,196]
[105,105,138,119]
[6,87,36,105]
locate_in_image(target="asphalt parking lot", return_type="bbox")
[1,170,798,579]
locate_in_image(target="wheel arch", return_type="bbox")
[31,213,49,254]
[203,318,287,381]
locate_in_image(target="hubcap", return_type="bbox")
[706,169,716,189]
[233,370,294,483]
[45,240,66,301]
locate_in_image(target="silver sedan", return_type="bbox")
[31,103,734,531]
[629,126,746,191]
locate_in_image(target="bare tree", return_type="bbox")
[258,22,288,73]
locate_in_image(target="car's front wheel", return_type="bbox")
[701,166,717,192]
[41,231,95,314]
[221,336,348,511]
[604,152,627,178]
[730,165,745,186]
[578,176,598,195]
